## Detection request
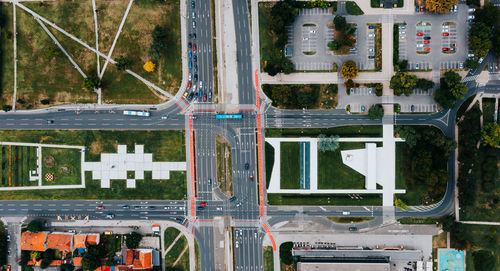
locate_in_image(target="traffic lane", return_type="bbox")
[7,223,19,270]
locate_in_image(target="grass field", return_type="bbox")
[265,142,275,189]
[317,142,366,189]
[216,135,233,197]
[346,1,364,15]
[164,227,181,251]
[41,148,81,186]
[165,233,188,270]
[0,4,15,108]
[266,126,383,138]
[267,194,382,206]
[280,142,300,189]
[0,145,38,187]
[1,0,181,108]
[0,130,185,162]
[258,3,275,71]
[263,246,274,271]
[482,98,496,123]
[0,171,186,200]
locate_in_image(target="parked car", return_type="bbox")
[200,202,208,207]
[106,213,115,219]
[416,32,423,36]
[368,25,374,29]
[423,36,431,40]
[348,227,358,232]
[192,21,196,29]
[442,32,449,36]
[191,1,195,8]
[398,25,406,29]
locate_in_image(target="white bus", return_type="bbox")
[123,110,150,117]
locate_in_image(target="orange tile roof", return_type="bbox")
[21,232,47,251]
[94,266,111,271]
[49,260,62,266]
[126,250,134,265]
[87,234,99,245]
[73,257,82,266]
[74,234,87,248]
[46,233,72,252]
[133,251,152,270]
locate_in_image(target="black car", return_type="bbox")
[149,206,156,210]
[245,163,249,170]
[188,42,192,49]
[193,55,197,62]
[122,205,130,209]
[229,196,237,202]
[191,1,195,8]
[424,36,431,40]
[194,64,198,73]
[46,120,54,124]
[197,206,204,210]
[192,33,196,40]
[187,92,195,102]
[134,206,141,210]
[348,227,358,231]
[194,74,198,82]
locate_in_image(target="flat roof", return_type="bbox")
[297,262,390,271]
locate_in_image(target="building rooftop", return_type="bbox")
[46,233,73,252]
[74,234,87,248]
[21,232,47,251]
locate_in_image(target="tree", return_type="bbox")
[424,0,457,14]
[464,58,480,69]
[345,79,355,90]
[41,99,50,105]
[125,232,142,249]
[2,105,12,112]
[425,169,448,199]
[398,60,408,72]
[20,251,31,266]
[148,25,168,61]
[317,134,340,152]
[60,264,74,271]
[83,74,101,91]
[472,250,496,271]
[474,3,500,27]
[481,122,500,147]
[416,78,435,91]
[41,249,55,269]
[394,197,408,210]
[390,72,417,96]
[279,242,294,265]
[340,60,358,79]
[30,251,42,261]
[327,39,342,51]
[115,56,132,71]
[27,220,43,233]
[82,245,104,271]
[468,22,493,58]
[394,126,421,148]
[368,104,384,119]
[434,71,467,109]
[333,15,346,31]
[143,61,156,72]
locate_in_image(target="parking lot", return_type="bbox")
[415,22,431,54]
[301,25,319,53]
[441,22,457,54]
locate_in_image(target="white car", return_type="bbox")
[399,31,406,34]
[368,48,374,52]
[478,57,484,63]
[467,53,475,58]
[468,15,475,19]
[188,73,192,81]
[199,81,203,89]
[417,44,424,48]
[368,33,375,38]
[235,241,239,248]
[468,8,475,13]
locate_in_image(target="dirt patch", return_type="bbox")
[216,135,233,197]
[58,166,71,174]
[89,141,103,155]
[44,155,55,168]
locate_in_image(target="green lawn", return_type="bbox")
[0,171,186,200]
[266,126,383,138]
[267,194,382,206]
[263,246,274,271]
[397,217,439,224]
[346,1,364,15]
[318,142,366,189]
[0,130,185,162]
[0,3,15,108]
[165,234,187,268]
[265,142,275,189]
[280,142,300,189]
[258,3,275,71]
[164,227,181,248]
[262,84,337,109]
[482,98,496,123]
[41,148,81,186]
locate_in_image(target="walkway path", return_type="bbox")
[99,0,134,78]
[164,232,183,254]
[15,2,173,99]
[35,18,87,78]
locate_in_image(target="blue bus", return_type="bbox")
[216,114,242,119]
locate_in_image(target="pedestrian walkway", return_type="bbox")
[83,145,186,188]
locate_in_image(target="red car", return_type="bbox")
[203,93,207,102]
[442,32,449,36]
[97,206,104,210]
[442,48,449,51]
[200,202,207,207]
[416,32,423,36]
[7,265,11,271]
[424,47,430,51]
[188,82,192,88]
[423,40,430,44]
[193,44,197,51]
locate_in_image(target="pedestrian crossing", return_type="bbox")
[298,8,332,16]
[294,62,333,71]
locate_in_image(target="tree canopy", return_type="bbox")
[82,245,105,271]
[333,15,346,31]
[115,56,132,71]
[434,71,467,109]
[481,122,500,148]
[125,232,143,249]
[390,72,417,96]
[279,242,294,265]
[148,25,168,61]
[424,0,457,14]
[472,250,496,271]
[340,60,358,79]
[468,22,493,59]
[368,104,384,119]
[395,126,421,148]
[317,134,340,152]
[27,220,43,233]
